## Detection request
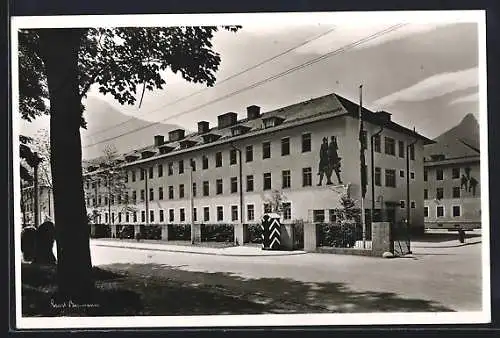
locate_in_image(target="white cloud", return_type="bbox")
[449,92,479,105]
[372,67,479,107]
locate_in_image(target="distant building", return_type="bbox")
[83,92,433,239]
[20,184,53,226]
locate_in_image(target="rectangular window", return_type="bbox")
[313,210,325,223]
[410,144,415,160]
[400,200,405,209]
[132,171,136,182]
[158,164,163,177]
[215,152,223,167]
[178,160,184,174]
[400,170,405,178]
[245,145,253,162]
[149,188,154,201]
[247,204,255,221]
[424,169,428,182]
[282,170,291,189]
[149,166,154,179]
[384,137,395,156]
[202,155,209,169]
[263,172,272,190]
[424,207,429,217]
[140,169,145,180]
[424,189,428,199]
[329,210,337,223]
[452,168,460,179]
[190,159,196,171]
[385,169,396,187]
[262,142,271,159]
[141,211,146,223]
[203,181,210,196]
[411,201,416,209]
[118,212,122,223]
[193,208,197,222]
[168,162,173,176]
[231,206,238,221]
[126,212,130,223]
[264,203,272,214]
[453,205,461,217]
[132,191,137,203]
[217,206,224,221]
[230,149,237,165]
[180,208,185,222]
[159,187,164,200]
[150,210,154,222]
[437,187,444,200]
[179,184,185,198]
[231,177,238,193]
[168,186,174,200]
[246,175,254,192]
[410,172,415,180]
[375,167,381,186]
[133,212,137,223]
[204,207,210,222]
[216,179,223,195]
[374,135,381,153]
[192,182,197,197]
[140,189,145,201]
[281,137,290,156]
[302,167,312,187]
[169,209,174,222]
[437,206,444,217]
[302,133,311,152]
[105,213,108,224]
[453,187,461,198]
[283,202,291,220]
[110,195,114,205]
[159,210,164,222]
[398,140,405,158]
[436,168,444,181]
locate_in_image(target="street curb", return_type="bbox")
[94,243,308,257]
[412,240,481,249]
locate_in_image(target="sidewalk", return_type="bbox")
[92,239,307,257]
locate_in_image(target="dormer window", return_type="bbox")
[262,116,284,129]
[179,139,198,149]
[125,154,139,163]
[202,133,222,144]
[158,145,175,155]
[141,150,155,159]
[231,125,251,136]
[430,154,446,161]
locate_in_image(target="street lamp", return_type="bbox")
[230,143,244,240]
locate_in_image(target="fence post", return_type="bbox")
[371,222,391,256]
[234,223,248,246]
[161,224,169,241]
[303,222,318,252]
[191,223,201,243]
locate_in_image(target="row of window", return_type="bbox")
[373,135,415,160]
[424,167,470,182]
[373,168,415,188]
[424,187,462,200]
[424,205,461,218]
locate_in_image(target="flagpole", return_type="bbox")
[359,85,366,249]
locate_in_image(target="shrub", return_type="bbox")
[201,224,234,242]
[318,221,359,248]
[247,224,263,244]
[169,224,191,241]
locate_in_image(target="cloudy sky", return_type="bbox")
[19,12,482,159]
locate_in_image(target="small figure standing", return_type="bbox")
[458,228,466,244]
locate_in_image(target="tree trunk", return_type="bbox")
[38,29,93,301]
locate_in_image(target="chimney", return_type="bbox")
[198,121,210,134]
[154,135,164,146]
[217,112,238,129]
[376,110,392,122]
[247,105,261,120]
[168,129,185,142]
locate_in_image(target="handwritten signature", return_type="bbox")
[50,299,100,309]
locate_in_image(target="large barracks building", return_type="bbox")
[83,92,433,242]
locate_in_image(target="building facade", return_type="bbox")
[21,184,53,226]
[83,93,432,239]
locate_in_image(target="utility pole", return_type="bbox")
[33,152,40,227]
[145,167,149,226]
[231,144,244,230]
[406,134,418,254]
[358,86,366,248]
[190,159,195,224]
[371,126,384,223]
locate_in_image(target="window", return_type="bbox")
[263,172,272,190]
[202,155,209,169]
[158,164,163,177]
[230,149,237,165]
[126,212,130,223]
[453,187,461,198]
[436,187,444,200]
[178,160,184,174]
[110,195,114,205]
[375,167,381,186]
[384,137,395,156]
[118,212,122,223]
[452,168,460,179]
[411,201,416,209]
[281,137,290,156]
[168,162,173,176]
[302,167,312,187]
[436,206,444,217]
[385,169,396,187]
[192,182,197,197]
[193,208,197,222]
[400,200,405,209]
[424,189,428,199]
[410,144,415,160]
[105,213,108,223]
[140,169,145,180]
[216,179,223,195]
[424,207,429,217]
[159,210,164,222]
[168,186,174,200]
[282,170,291,189]
[149,188,154,201]
[150,210,154,222]
[204,207,210,222]
[169,209,174,222]
[215,152,223,167]
[141,210,146,223]
[203,181,210,196]
[436,168,443,180]
[245,145,253,162]
[262,142,271,159]
[400,170,405,178]
[132,171,136,182]
[133,212,137,223]
[180,208,185,222]
[424,169,428,182]
[231,177,238,193]
[374,135,381,153]
[132,191,137,202]
[453,205,461,217]
[264,203,272,214]
[99,196,102,205]
[247,205,255,221]
[243,175,254,194]
[398,140,405,158]
[217,206,224,221]
[159,187,164,200]
[329,210,337,223]
[124,174,128,183]
[179,184,185,198]
[283,202,291,220]
[410,172,415,180]
[140,189,145,201]
[190,159,196,171]
[313,210,325,223]
[302,133,311,152]
[231,206,238,221]
[149,166,154,179]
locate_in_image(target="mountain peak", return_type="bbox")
[460,112,478,126]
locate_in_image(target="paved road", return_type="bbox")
[88,236,483,312]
